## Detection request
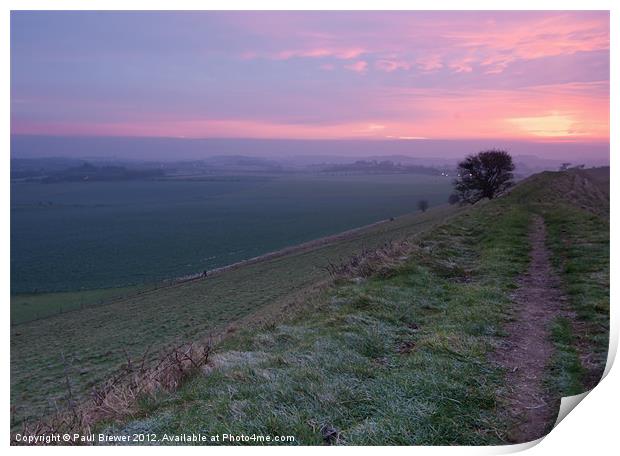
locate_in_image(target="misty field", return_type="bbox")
[11,173,451,293]
[11,173,452,322]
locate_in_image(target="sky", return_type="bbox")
[10,11,610,147]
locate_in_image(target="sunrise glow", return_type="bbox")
[10,11,609,142]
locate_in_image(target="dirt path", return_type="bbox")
[493,215,568,443]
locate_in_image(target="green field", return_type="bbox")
[11,173,453,297]
[11,202,462,426]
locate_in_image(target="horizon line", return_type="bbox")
[10,133,611,144]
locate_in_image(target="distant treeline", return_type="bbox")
[315,160,444,175]
[14,162,165,183]
[11,156,285,182]
[11,156,449,182]
[42,163,165,183]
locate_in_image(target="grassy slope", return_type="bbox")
[111,206,529,444]
[101,169,609,445]
[11,285,148,325]
[11,204,461,426]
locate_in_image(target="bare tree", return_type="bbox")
[453,149,515,203]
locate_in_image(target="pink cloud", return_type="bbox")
[239,51,258,60]
[344,60,368,73]
[415,54,444,72]
[374,82,609,140]
[440,13,609,74]
[479,54,514,74]
[11,119,406,140]
[449,56,475,73]
[13,80,608,141]
[375,59,411,72]
[11,11,609,143]
[249,47,366,61]
[233,13,607,79]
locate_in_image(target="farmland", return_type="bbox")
[10,172,456,424]
[10,169,609,444]
[11,172,452,323]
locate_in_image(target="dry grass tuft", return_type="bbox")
[322,240,415,280]
[13,341,212,445]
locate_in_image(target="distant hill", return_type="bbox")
[10,157,85,180]
[11,135,610,166]
[311,159,444,175]
[40,162,164,183]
